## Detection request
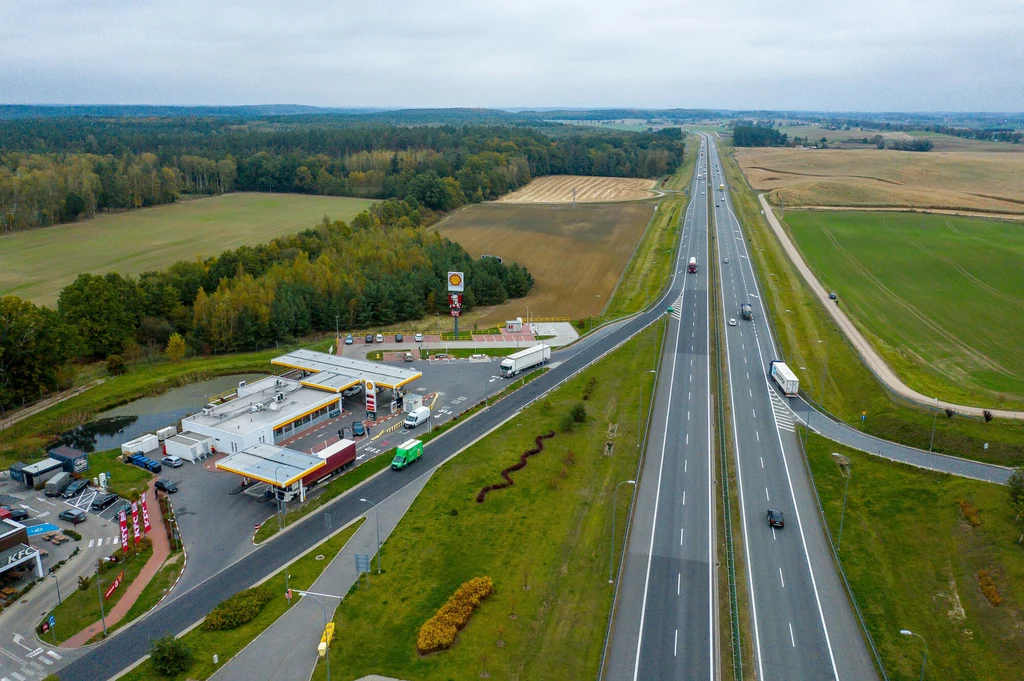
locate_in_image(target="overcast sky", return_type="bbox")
[2,0,1022,112]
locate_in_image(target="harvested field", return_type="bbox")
[437,202,657,324]
[736,147,1024,215]
[496,175,657,204]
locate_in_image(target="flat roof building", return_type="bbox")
[0,517,42,580]
[273,349,421,392]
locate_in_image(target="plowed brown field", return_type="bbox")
[496,175,657,204]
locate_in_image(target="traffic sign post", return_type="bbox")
[48,615,56,645]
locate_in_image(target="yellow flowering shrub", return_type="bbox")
[417,576,494,654]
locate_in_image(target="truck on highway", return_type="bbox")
[769,361,799,397]
[741,303,753,320]
[391,439,423,470]
[688,257,698,273]
[499,344,551,377]
[44,471,72,497]
[719,183,725,191]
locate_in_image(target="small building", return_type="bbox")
[8,463,26,483]
[164,432,213,463]
[20,459,64,489]
[216,442,326,503]
[506,317,523,333]
[0,517,43,580]
[48,445,89,474]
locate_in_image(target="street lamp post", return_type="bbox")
[49,571,61,605]
[359,498,381,574]
[637,370,657,447]
[837,461,851,551]
[335,315,340,348]
[929,397,939,452]
[274,465,288,530]
[900,629,927,681]
[297,591,337,681]
[609,480,637,583]
[96,559,108,636]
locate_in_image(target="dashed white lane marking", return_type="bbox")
[765,487,770,501]
[790,623,796,647]
[779,568,786,588]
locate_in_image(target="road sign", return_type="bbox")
[354,553,371,574]
[48,615,55,627]
[448,293,463,308]
[447,271,464,292]
[450,309,461,317]
[365,381,376,413]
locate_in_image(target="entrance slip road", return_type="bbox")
[57,201,693,681]
[605,135,714,680]
[708,135,877,681]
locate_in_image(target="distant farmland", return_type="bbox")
[438,202,657,324]
[0,192,374,306]
[786,210,1024,403]
[496,175,656,203]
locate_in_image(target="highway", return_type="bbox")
[707,135,877,681]
[604,135,714,680]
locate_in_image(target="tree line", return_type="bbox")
[732,125,789,147]
[0,200,535,410]
[0,119,685,232]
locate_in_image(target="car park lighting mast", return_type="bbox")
[294,589,344,681]
[359,498,381,574]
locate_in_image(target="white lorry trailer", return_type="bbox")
[500,344,551,377]
[769,361,799,397]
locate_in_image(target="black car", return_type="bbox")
[62,479,90,498]
[395,333,404,343]
[155,479,178,494]
[91,493,119,510]
[6,508,29,521]
[767,508,785,528]
[365,333,374,343]
[58,509,87,524]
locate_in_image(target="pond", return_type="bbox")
[56,374,266,453]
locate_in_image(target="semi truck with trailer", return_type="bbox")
[769,361,799,397]
[688,257,698,273]
[499,344,551,377]
[300,438,356,489]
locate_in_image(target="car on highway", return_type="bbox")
[364,333,373,343]
[155,479,178,494]
[91,493,119,510]
[395,333,403,342]
[162,455,184,468]
[351,420,366,437]
[728,318,738,326]
[58,509,87,524]
[767,508,785,528]
[62,479,90,498]
[722,257,729,264]
[5,508,29,521]
[344,334,353,345]
[415,333,423,342]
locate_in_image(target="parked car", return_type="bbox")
[162,455,184,468]
[414,333,424,342]
[62,479,90,498]
[395,333,404,343]
[58,509,87,524]
[91,493,119,511]
[351,420,366,437]
[375,333,384,343]
[404,352,414,362]
[344,334,354,345]
[767,508,785,528]
[7,508,29,521]
[155,479,178,494]
[342,384,363,397]
[365,333,374,343]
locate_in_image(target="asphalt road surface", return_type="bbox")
[605,135,714,680]
[708,135,877,681]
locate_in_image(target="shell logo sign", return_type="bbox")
[447,271,464,292]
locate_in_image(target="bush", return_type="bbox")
[106,354,125,376]
[149,634,195,675]
[203,585,274,631]
[417,576,494,654]
[983,409,993,422]
[958,499,982,527]
[581,377,597,400]
[571,402,587,423]
[64,529,82,541]
[977,569,1002,606]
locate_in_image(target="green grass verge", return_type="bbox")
[91,551,186,642]
[784,210,1024,407]
[314,321,665,681]
[43,540,154,644]
[717,142,1024,466]
[806,432,1024,681]
[87,449,154,501]
[118,518,364,681]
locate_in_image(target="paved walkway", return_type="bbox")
[759,193,1024,420]
[62,478,172,648]
[210,469,433,681]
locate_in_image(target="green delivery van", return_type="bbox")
[391,439,423,470]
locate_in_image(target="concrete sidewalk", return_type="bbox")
[210,469,434,681]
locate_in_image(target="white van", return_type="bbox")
[403,406,430,429]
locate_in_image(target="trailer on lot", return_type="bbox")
[164,432,213,463]
[121,434,159,456]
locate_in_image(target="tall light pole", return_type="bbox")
[837,461,851,552]
[929,397,939,452]
[609,480,636,583]
[359,498,381,574]
[274,465,288,530]
[637,370,657,447]
[96,559,108,636]
[335,315,340,348]
[900,629,927,681]
[296,590,343,681]
[49,571,61,605]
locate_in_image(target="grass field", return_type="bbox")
[0,192,374,306]
[806,433,1024,681]
[315,324,664,681]
[735,147,1024,216]
[496,175,657,203]
[785,210,1024,404]
[437,202,657,325]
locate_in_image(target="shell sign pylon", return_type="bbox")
[447,271,464,292]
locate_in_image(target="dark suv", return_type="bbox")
[767,508,785,528]
[91,493,119,511]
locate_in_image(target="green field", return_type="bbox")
[785,211,1024,404]
[807,433,1024,680]
[0,192,374,306]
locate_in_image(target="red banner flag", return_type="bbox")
[131,502,141,544]
[104,570,125,600]
[119,510,129,556]
[140,494,151,534]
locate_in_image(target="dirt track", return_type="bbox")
[758,193,1024,420]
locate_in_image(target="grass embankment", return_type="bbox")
[717,142,1024,466]
[806,432,1024,680]
[43,540,154,644]
[0,348,283,468]
[86,449,154,500]
[785,210,1024,407]
[315,323,665,680]
[0,193,375,306]
[601,134,698,320]
[119,518,364,681]
[88,552,186,643]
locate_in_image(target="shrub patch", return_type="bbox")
[203,585,273,631]
[417,577,494,654]
[477,432,555,503]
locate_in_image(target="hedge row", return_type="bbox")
[203,585,273,631]
[417,576,494,654]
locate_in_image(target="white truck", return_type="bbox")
[769,361,799,397]
[500,344,551,377]
[45,471,72,497]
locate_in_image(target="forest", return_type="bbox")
[731,125,789,147]
[0,118,685,231]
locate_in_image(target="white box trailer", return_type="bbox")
[121,434,159,456]
[769,361,799,397]
[165,432,213,463]
[499,344,551,377]
[156,426,178,441]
